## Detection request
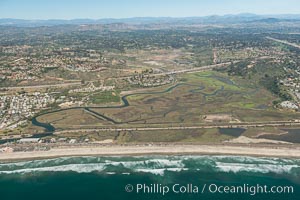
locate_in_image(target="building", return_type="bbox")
[280,101,299,110]
[0,147,14,153]
[18,138,40,143]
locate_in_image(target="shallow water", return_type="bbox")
[258,129,300,143]
[0,155,299,200]
[219,128,246,137]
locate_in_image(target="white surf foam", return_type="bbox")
[1,155,299,175]
[104,158,184,169]
[134,168,166,176]
[215,162,299,174]
[0,163,107,174]
[134,167,188,176]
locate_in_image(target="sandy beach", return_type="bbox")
[1,144,300,161]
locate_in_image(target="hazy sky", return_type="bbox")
[0,0,299,19]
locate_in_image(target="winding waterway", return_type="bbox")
[32,75,253,134]
[31,82,226,133]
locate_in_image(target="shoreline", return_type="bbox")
[1,144,300,162]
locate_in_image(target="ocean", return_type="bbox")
[0,155,299,200]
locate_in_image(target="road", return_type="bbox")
[2,62,232,90]
[159,62,233,75]
[2,81,82,90]
[2,55,274,91]
[266,36,300,49]
[105,61,233,81]
[54,120,300,134]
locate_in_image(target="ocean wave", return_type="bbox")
[135,167,188,175]
[0,156,101,170]
[0,163,106,174]
[0,157,185,175]
[106,172,116,175]
[0,156,299,176]
[215,162,299,174]
[105,159,184,170]
[134,168,166,175]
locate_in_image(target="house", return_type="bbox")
[19,138,40,143]
[69,139,77,144]
[0,147,14,153]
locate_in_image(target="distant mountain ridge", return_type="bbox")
[1,13,300,27]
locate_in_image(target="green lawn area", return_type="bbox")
[90,91,120,104]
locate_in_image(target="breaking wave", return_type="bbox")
[0,156,299,176]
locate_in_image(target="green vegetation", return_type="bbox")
[90,91,120,104]
[260,75,292,101]
[118,129,232,144]
[2,22,300,144]
[38,70,300,135]
[219,59,293,102]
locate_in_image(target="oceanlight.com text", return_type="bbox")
[125,183,294,196]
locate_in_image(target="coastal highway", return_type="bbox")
[54,120,300,134]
